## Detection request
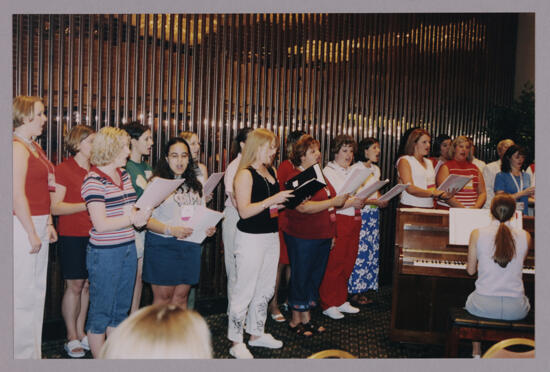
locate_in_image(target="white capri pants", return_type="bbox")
[227,229,279,343]
[13,214,50,359]
[222,206,239,312]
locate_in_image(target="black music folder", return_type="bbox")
[283,163,327,209]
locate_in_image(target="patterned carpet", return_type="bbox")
[42,285,471,359]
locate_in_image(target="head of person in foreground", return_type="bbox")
[99,304,212,359]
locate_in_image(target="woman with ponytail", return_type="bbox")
[465,193,532,357]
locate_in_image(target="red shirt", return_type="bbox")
[14,139,52,215]
[279,166,337,239]
[55,157,92,236]
[277,160,295,232]
[437,159,480,209]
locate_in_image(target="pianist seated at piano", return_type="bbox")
[465,194,532,356]
[436,136,486,209]
[396,128,455,208]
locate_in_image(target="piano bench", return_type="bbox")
[445,307,534,357]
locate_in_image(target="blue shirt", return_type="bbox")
[494,171,530,215]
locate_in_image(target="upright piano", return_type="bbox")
[390,208,534,344]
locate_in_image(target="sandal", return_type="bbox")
[64,339,85,358]
[303,321,326,335]
[270,312,286,323]
[288,323,312,337]
[351,294,373,306]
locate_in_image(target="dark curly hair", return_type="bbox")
[501,145,528,173]
[357,137,379,162]
[153,137,203,197]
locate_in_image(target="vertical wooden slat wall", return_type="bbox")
[13,13,518,320]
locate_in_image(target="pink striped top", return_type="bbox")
[437,159,480,209]
[81,166,137,248]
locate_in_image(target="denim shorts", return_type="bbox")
[85,242,137,334]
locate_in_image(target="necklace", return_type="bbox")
[13,132,35,146]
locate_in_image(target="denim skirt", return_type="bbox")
[143,231,201,286]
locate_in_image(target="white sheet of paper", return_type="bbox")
[355,179,389,199]
[179,205,224,244]
[135,177,185,209]
[377,183,409,202]
[449,208,523,245]
[203,172,225,196]
[337,167,373,195]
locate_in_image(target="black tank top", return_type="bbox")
[237,166,279,234]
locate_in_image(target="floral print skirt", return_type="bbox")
[348,206,379,294]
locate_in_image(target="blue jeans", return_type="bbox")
[465,291,530,321]
[86,242,137,334]
[284,233,331,312]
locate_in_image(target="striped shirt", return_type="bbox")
[437,159,480,208]
[81,166,137,248]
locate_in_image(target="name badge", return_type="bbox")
[48,173,56,192]
[181,205,194,222]
[516,202,524,212]
[269,205,279,218]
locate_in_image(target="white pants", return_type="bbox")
[227,230,279,343]
[222,206,239,313]
[13,215,49,359]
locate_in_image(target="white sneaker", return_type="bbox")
[337,301,360,314]
[323,306,345,319]
[248,333,283,349]
[229,343,254,359]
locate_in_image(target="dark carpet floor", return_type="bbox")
[42,285,473,359]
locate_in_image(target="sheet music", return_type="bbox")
[203,172,224,196]
[449,208,523,245]
[337,167,373,195]
[355,179,389,199]
[437,174,473,193]
[135,177,185,209]
[179,205,224,244]
[377,183,409,202]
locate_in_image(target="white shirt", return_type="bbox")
[397,155,435,208]
[472,157,486,173]
[323,161,356,216]
[475,220,528,298]
[482,159,501,209]
[224,154,241,208]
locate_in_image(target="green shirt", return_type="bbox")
[125,159,153,199]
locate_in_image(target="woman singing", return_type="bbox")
[143,137,216,307]
[227,128,293,359]
[13,96,58,359]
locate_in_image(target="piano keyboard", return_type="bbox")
[411,259,535,274]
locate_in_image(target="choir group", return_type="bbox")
[13,95,535,359]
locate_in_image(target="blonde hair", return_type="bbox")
[179,131,197,142]
[13,96,43,129]
[90,126,130,166]
[237,128,278,171]
[99,304,212,359]
[448,135,473,162]
[65,125,95,156]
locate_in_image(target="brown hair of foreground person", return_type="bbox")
[99,304,212,359]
